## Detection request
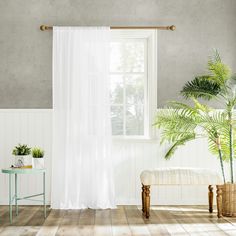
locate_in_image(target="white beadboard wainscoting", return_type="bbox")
[0,110,52,205]
[0,109,228,205]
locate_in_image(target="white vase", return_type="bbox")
[14,155,32,167]
[33,158,44,169]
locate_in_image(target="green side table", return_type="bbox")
[1,168,46,223]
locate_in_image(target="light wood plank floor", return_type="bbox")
[1,205,236,235]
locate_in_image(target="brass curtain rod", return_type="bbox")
[40,25,176,31]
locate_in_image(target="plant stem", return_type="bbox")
[218,148,226,183]
[229,111,234,183]
[216,136,226,183]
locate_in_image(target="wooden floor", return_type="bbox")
[1,205,236,235]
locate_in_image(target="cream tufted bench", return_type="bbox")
[140,168,223,218]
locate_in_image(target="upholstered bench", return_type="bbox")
[140,168,223,218]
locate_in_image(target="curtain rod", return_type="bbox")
[40,25,176,31]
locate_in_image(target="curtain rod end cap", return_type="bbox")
[40,25,47,31]
[169,25,176,31]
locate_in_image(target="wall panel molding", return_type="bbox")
[0,109,227,205]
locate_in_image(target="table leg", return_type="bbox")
[15,174,18,216]
[43,172,46,218]
[9,174,12,224]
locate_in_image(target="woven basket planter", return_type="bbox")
[221,183,236,217]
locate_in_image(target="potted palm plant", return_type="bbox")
[154,50,236,216]
[32,147,44,169]
[12,144,32,168]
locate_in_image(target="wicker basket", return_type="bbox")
[222,183,236,217]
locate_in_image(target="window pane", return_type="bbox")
[110,74,123,104]
[126,104,144,135]
[125,74,144,105]
[111,106,123,135]
[110,41,145,73]
[110,42,123,72]
[110,38,147,137]
[123,42,145,72]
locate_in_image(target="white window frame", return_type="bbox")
[110,30,157,140]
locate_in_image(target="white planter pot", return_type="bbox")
[33,158,44,169]
[14,155,32,167]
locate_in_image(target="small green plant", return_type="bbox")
[12,144,31,156]
[32,147,44,158]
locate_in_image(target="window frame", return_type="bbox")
[110,30,157,140]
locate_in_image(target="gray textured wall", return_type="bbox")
[0,0,236,108]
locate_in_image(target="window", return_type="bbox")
[110,30,157,138]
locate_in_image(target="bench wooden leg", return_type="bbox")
[144,185,150,219]
[208,185,213,213]
[216,185,223,218]
[142,184,145,214]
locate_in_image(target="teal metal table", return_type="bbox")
[1,168,46,223]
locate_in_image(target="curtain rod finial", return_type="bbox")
[169,25,176,31]
[40,25,47,31]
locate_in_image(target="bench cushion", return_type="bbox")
[140,168,223,185]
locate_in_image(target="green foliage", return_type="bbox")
[12,144,31,156]
[181,50,231,101]
[154,102,202,159]
[208,50,231,85]
[154,50,236,182]
[164,133,196,160]
[181,76,221,100]
[32,147,44,158]
[198,111,233,161]
[154,109,197,141]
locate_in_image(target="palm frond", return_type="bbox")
[165,133,196,159]
[226,97,236,115]
[154,109,198,133]
[192,98,212,113]
[160,129,196,144]
[154,108,198,159]
[167,101,198,116]
[198,111,228,131]
[208,134,236,161]
[181,76,221,100]
[210,49,222,63]
[202,111,236,161]
[208,50,231,84]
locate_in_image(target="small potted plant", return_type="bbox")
[32,147,45,169]
[12,144,32,168]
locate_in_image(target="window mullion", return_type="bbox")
[122,42,127,136]
[144,39,149,137]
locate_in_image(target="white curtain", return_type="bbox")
[51,27,116,209]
